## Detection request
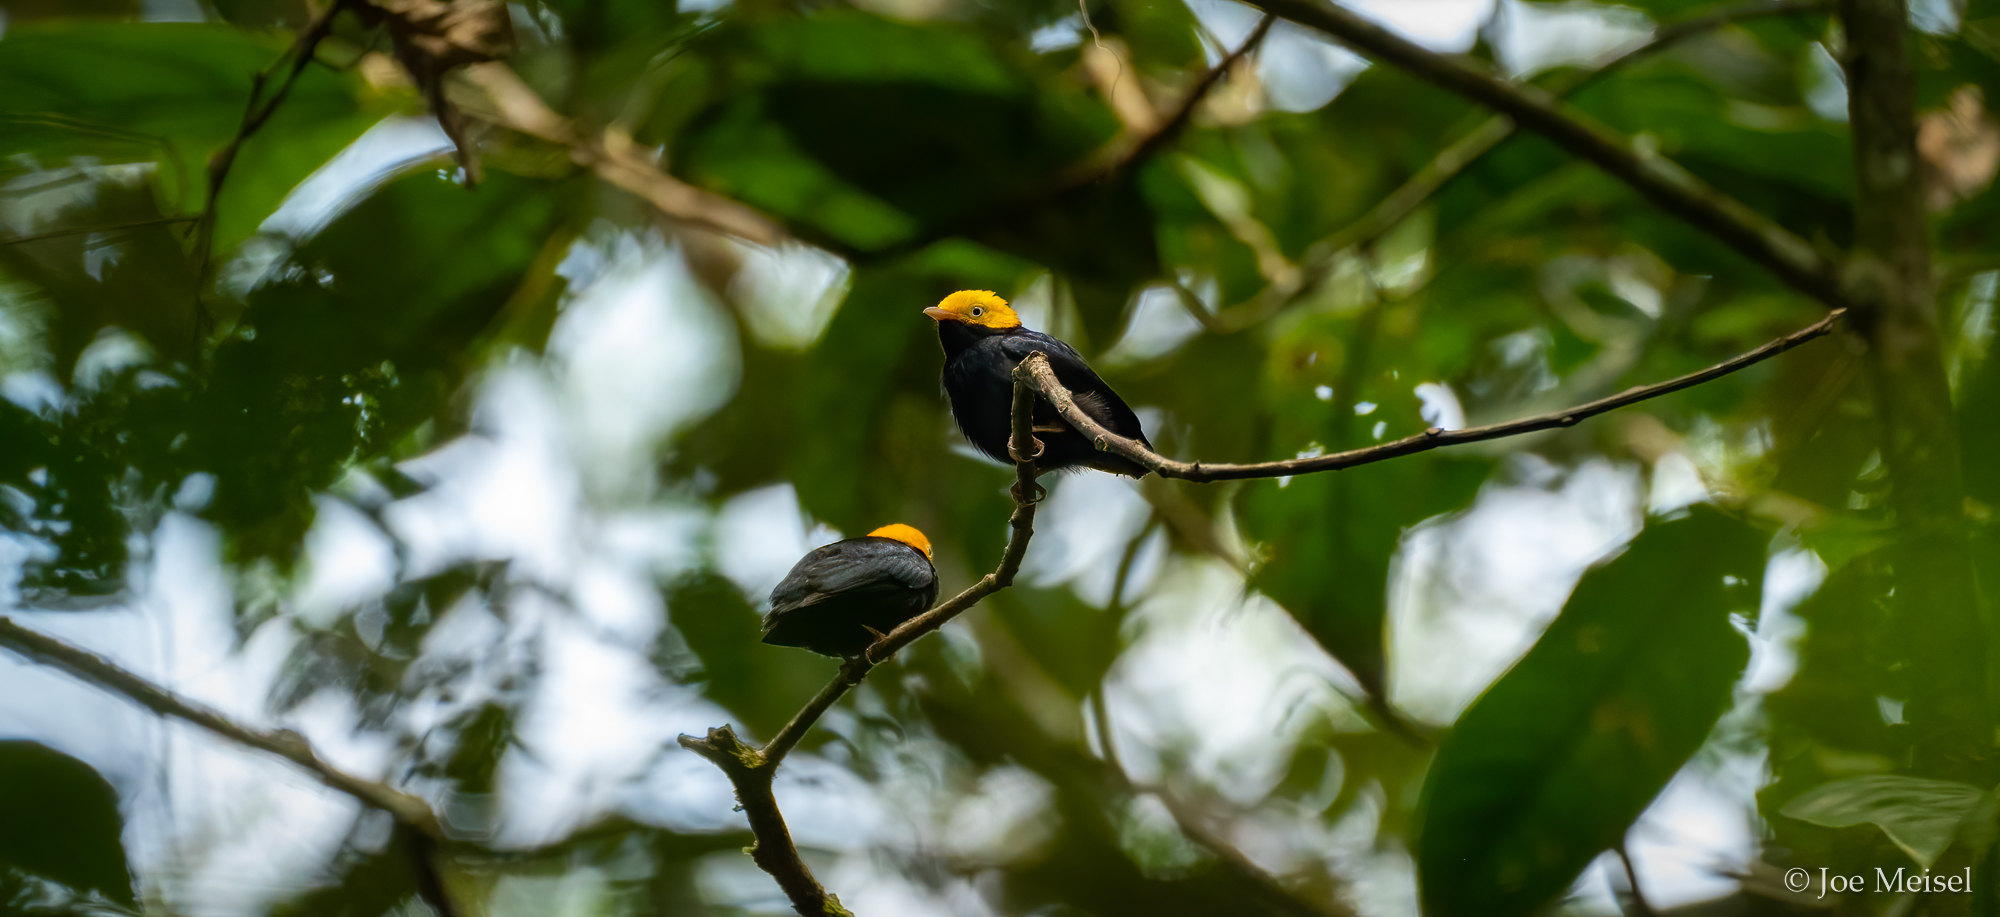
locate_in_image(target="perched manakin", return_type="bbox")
[924,290,1153,477]
[762,524,940,657]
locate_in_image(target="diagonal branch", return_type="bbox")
[1021,309,1845,483]
[0,616,439,833]
[0,616,466,917]
[1115,14,1277,176]
[1195,0,1834,332]
[1330,1,1831,257]
[677,357,1047,917]
[194,0,346,277]
[1241,0,1851,312]
[858,16,1276,264]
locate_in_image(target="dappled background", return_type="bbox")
[1,0,1997,915]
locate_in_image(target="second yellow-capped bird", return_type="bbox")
[924,290,1153,476]
[762,524,939,657]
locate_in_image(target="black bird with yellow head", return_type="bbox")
[924,290,1153,477]
[763,524,939,658]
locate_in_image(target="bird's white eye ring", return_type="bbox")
[970,306,985,318]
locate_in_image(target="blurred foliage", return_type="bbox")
[1417,506,1763,916]
[0,741,134,911]
[1,0,1998,915]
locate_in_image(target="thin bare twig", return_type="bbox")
[1241,0,1851,312]
[194,0,346,269]
[1020,309,1846,483]
[859,17,1276,263]
[1118,14,1277,173]
[0,216,200,247]
[1613,844,1658,917]
[677,356,1048,917]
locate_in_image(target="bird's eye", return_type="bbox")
[970,306,985,318]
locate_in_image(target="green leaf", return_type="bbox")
[1782,775,1990,867]
[1415,505,1766,917]
[0,741,134,909]
[0,22,393,258]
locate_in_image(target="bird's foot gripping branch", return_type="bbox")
[677,355,1044,917]
[1017,309,1849,484]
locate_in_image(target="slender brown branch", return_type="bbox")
[676,357,1049,916]
[1118,14,1277,173]
[1196,2,1833,334]
[0,216,200,247]
[856,17,1275,263]
[1023,309,1845,483]
[195,0,345,264]
[0,616,441,835]
[1612,844,1658,917]
[1241,0,1850,312]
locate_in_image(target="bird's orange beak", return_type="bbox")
[923,306,956,322]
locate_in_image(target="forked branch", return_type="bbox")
[677,357,1046,916]
[1022,309,1846,483]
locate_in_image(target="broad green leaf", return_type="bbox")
[0,22,393,258]
[0,741,134,909]
[1783,775,1990,867]
[1416,506,1765,917]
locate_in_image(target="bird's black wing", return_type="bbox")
[768,539,935,615]
[998,332,1153,449]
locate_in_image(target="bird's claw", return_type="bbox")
[1011,480,1048,504]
